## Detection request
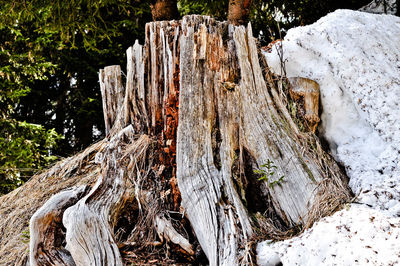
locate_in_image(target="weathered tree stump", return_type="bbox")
[27,15,351,265]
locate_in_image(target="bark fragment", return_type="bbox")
[155,215,194,255]
[288,77,321,133]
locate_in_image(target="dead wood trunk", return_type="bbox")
[27,15,351,266]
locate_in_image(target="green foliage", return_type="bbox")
[0,6,62,195]
[2,0,151,153]
[0,119,62,195]
[254,159,285,188]
[178,0,228,20]
[0,24,56,118]
[0,0,151,51]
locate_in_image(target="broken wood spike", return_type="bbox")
[99,65,124,135]
[154,215,195,256]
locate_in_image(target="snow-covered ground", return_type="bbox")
[259,9,400,265]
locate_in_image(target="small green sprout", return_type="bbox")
[254,159,285,188]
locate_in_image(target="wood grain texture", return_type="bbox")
[29,186,87,266]
[62,126,136,266]
[177,16,252,265]
[99,65,125,135]
[177,17,350,264]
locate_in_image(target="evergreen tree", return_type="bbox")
[0,0,151,193]
[0,20,62,194]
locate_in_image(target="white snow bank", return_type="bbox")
[257,205,400,266]
[265,9,400,215]
[260,9,400,265]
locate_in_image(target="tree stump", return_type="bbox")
[27,15,351,265]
